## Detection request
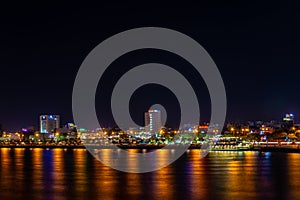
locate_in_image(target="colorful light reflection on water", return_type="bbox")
[0,148,300,200]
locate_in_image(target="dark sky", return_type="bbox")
[0,1,300,131]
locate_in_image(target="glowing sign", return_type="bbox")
[199,125,209,129]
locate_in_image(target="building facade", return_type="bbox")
[40,115,60,133]
[145,110,162,133]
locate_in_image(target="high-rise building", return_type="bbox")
[40,115,60,133]
[145,110,162,133]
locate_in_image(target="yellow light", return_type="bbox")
[55,133,59,136]
[35,133,39,137]
[230,128,234,131]
[242,129,245,131]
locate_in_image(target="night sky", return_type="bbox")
[0,1,300,131]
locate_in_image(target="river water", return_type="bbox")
[0,148,300,200]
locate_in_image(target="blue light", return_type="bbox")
[265,152,271,160]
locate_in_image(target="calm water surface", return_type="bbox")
[1,148,300,200]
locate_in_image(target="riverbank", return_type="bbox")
[1,144,300,153]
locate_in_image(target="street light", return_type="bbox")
[230,127,235,136]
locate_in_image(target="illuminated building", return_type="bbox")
[283,113,294,128]
[67,123,76,131]
[145,110,162,133]
[283,113,294,123]
[67,123,77,138]
[40,115,60,133]
[199,125,209,133]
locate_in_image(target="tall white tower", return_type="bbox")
[145,110,162,133]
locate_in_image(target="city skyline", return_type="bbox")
[1,2,300,199]
[0,111,298,133]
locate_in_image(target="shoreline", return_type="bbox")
[1,145,300,153]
